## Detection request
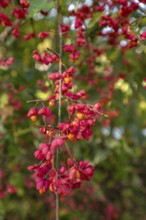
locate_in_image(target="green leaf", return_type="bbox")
[28,0,55,17]
[87,12,103,29]
[140,43,146,53]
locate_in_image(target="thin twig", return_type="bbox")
[64,96,109,117]
[65,143,72,158]
[27,99,46,103]
[55,0,63,219]
[47,47,60,57]
[47,47,68,70]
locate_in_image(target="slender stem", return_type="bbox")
[65,143,72,158]
[55,0,63,220]
[27,99,45,103]
[47,47,60,57]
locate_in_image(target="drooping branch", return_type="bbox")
[55,0,63,219]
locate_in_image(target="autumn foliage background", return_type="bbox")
[0,0,146,219]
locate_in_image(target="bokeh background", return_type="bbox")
[0,0,146,219]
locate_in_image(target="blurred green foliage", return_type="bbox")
[0,0,146,220]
